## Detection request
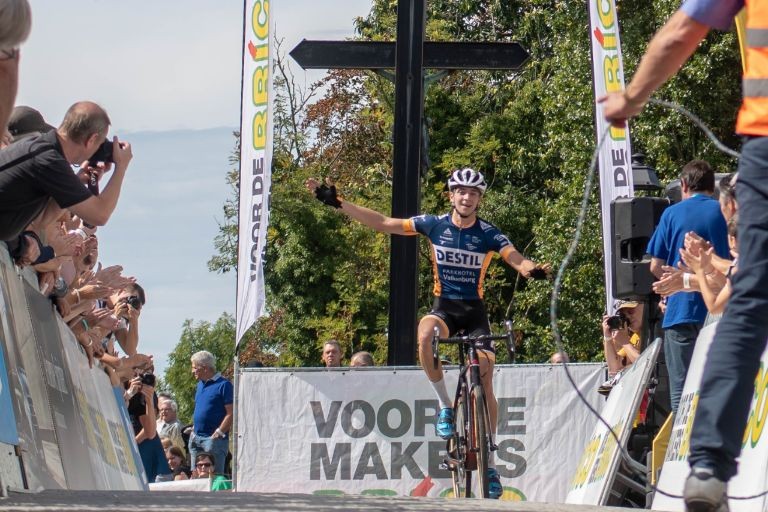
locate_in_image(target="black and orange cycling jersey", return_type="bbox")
[403,213,515,300]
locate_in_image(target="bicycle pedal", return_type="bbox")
[439,462,451,471]
[490,443,498,452]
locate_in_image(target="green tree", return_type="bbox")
[179,0,741,376]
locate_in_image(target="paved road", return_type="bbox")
[1,490,627,512]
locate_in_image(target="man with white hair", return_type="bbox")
[0,0,31,132]
[189,351,233,475]
[157,397,185,453]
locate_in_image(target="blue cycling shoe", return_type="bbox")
[488,467,503,499]
[436,407,455,439]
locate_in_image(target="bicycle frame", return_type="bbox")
[433,321,514,498]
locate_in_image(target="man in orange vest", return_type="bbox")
[602,2,757,512]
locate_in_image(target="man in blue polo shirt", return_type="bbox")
[647,160,728,414]
[189,350,233,475]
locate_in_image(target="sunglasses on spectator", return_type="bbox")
[0,48,19,61]
[196,462,212,468]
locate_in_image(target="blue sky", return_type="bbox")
[16,0,373,377]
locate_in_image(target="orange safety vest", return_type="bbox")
[738,0,768,135]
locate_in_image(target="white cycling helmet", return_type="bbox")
[448,168,487,193]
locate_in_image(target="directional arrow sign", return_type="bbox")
[290,40,529,71]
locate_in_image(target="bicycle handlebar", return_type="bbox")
[431,320,515,369]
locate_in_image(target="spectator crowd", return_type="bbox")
[0,0,235,489]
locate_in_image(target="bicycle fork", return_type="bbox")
[468,351,498,457]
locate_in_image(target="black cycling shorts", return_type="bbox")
[427,297,494,353]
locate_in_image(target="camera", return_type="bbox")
[140,373,156,387]
[606,314,627,330]
[124,295,142,309]
[88,139,114,166]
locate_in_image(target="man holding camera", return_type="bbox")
[126,368,170,483]
[102,282,145,357]
[0,101,132,242]
[189,351,233,476]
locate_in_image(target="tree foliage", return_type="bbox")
[170,0,741,390]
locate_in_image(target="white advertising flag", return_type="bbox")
[236,0,273,345]
[588,0,634,313]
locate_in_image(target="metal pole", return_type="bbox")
[232,355,240,490]
[387,0,426,366]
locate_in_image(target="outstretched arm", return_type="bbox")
[600,10,711,126]
[305,178,411,235]
[501,247,551,279]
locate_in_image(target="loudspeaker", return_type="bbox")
[610,197,669,299]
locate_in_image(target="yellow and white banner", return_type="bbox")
[236,0,273,345]
[566,339,661,505]
[588,0,634,313]
[652,324,768,512]
[237,364,605,501]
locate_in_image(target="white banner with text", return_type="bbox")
[653,324,768,512]
[236,0,273,345]
[566,339,661,505]
[237,364,605,500]
[588,0,634,313]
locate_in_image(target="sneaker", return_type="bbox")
[683,467,729,512]
[487,467,502,499]
[436,407,455,440]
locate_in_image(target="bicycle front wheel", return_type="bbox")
[471,385,490,498]
[450,385,472,498]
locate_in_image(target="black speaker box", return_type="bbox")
[610,197,669,299]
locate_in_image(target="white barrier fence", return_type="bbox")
[236,363,605,501]
[566,339,661,505]
[653,323,768,512]
[0,247,145,491]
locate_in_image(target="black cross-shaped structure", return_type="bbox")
[291,1,529,365]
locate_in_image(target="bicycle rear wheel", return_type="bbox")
[449,386,472,498]
[471,385,490,498]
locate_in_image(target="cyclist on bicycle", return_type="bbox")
[306,168,549,498]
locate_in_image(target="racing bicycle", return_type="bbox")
[432,321,515,498]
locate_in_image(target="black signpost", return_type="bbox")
[291,1,529,365]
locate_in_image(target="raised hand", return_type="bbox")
[305,177,343,208]
[77,283,112,301]
[528,263,553,280]
[653,266,684,297]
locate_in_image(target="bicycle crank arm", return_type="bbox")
[441,458,460,471]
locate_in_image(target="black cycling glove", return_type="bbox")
[315,183,343,209]
[528,266,550,280]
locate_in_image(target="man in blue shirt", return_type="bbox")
[190,350,233,475]
[602,1,761,511]
[646,160,728,414]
